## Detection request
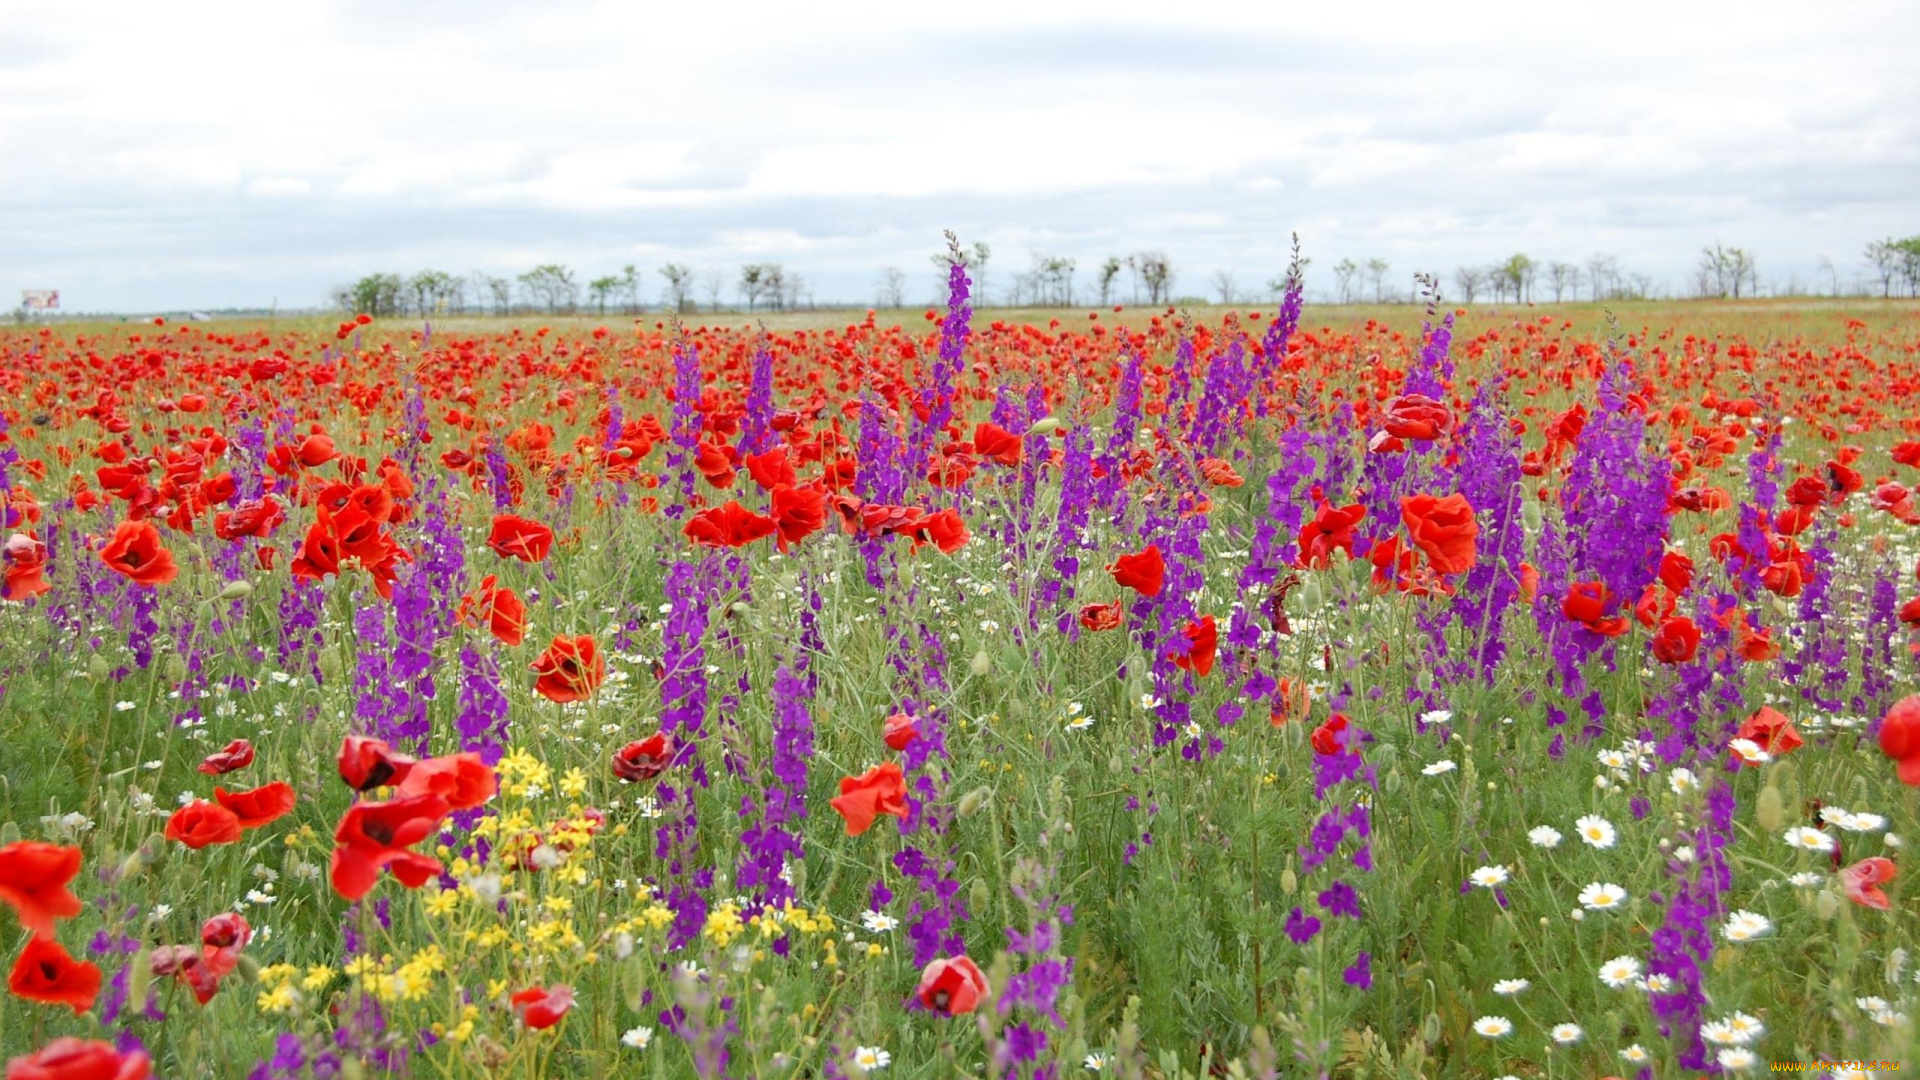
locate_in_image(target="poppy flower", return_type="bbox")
[1108,544,1164,597]
[1270,677,1311,727]
[828,762,909,836]
[329,793,451,902]
[1399,492,1477,575]
[458,575,526,646]
[487,514,555,562]
[1562,581,1629,637]
[337,736,417,792]
[1296,500,1366,569]
[1197,458,1244,488]
[921,508,970,554]
[744,448,796,490]
[213,782,296,829]
[510,983,574,1029]
[1734,706,1802,762]
[1839,857,1896,910]
[684,501,777,548]
[1650,616,1701,664]
[8,935,101,1015]
[148,945,220,1005]
[294,434,339,468]
[769,484,827,551]
[2,534,50,602]
[1658,550,1694,594]
[1173,615,1218,677]
[1881,696,1920,785]
[531,635,606,703]
[915,955,988,1016]
[883,712,919,751]
[198,739,254,776]
[971,423,1022,466]
[164,801,243,849]
[98,520,177,587]
[2,1037,150,1080]
[694,442,737,488]
[1077,602,1122,631]
[611,734,674,782]
[1310,712,1351,756]
[1381,393,1453,441]
[396,754,497,810]
[0,842,83,939]
[212,497,283,541]
[1735,619,1779,662]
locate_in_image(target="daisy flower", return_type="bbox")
[1717,1048,1758,1071]
[1619,1044,1650,1064]
[1838,811,1887,833]
[1492,978,1529,995]
[1722,910,1773,943]
[1550,1023,1583,1045]
[1725,1012,1765,1042]
[1782,826,1834,853]
[1574,815,1616,849]
[1084,1052,1109,1071]
[1644,973,1673,994]
[852,1047,891,1071]
[1787,871,1824,888]
[860,911,899,933]
[1596,749,1629,770]
[1473,1016,1513,1038]
[1728,738,1772,766]
[621,1026,653,1049]
[1578,882,1628,911]
[1598,955,1642,988]
[1469,865,1510,888]
[1528,826,1563,849]
[1422,761,1458,775]
[1669,767,1698,794]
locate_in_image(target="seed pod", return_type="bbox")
[165,655,187,682]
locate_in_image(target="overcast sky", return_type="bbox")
[3,0,1917,313]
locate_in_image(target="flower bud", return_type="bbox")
[1755,783,1784,834]
[216,580,254,601]
[1815,889,1840,920]
[970,649,991,677]
[957,787,993,818]
[1026,417,1061,437]
[1279,866,1297,895]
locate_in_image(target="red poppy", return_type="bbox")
[213,782,296,829]
[337,736,418,792]
[1880,695,1920,786]
[510,983,574,1029]
[1399,492,1477,576]
[694,442,737,488]
[1310,712,1351,755]
[1077,602,1122,631]
[1734,706,1802,762]
[1562,581,1629,637]
[0,843,83,939]
[212,497,283,541]
[1658,550,1694,594]
[1650,616,1701,664]
[883,712,919,751]
[1197,458,1244,488]
[611,733,674,782]
[769,484,827,551]
[487,514,555,562]
[744,448,796,490]
[8,935,101,1015]
[1108,544,1164,597]
[1381,393,1453,441]
[828,762,909,836]
[164,801,243,849]
[1735,619,1779,662]
[2,1037,150,1080]
[684,501,777,548]
[972,423,1023,466]
[295,434,339,468]
[915,955,988,1016]
[329,793,451,902]
[198,739,255,776]
[98,520,177,587]
[3,534,50,602]
[396,754,497,810]
[1840,857,1896,910]
[1173,615,1218,677]
[531,635,606,703]
[148,944,219,1004]
[1296,501,1366,569]
[458,575,526,647]
[920,508,971,554]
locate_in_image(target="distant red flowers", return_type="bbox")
[511,984,574,1029]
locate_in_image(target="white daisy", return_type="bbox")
[1492,978,1529,995]
[1700,1020,1739,1046]
[1728,738,1772,766]
[1725,1012,1765,1042]
[1528,826,1563,849]
[1550,1023,1583,1045]
[1574,815,1616,849]
[1578,882,1628,911]
[1473,1016,1513,1038]
[1422,761,1458,776]
[1722,910,1773,943]
[860,911,899,933]
[1717,1047,1757,1071]
[1420,708,1454,726]
[1669,767,1698,794]
[1782,826,1834,852]
[1084,1052,1109,1071]
[1644,973,1673,994]
[852,1047,891,1071]
[1787,871,1825,888]
[621,1026,653,1049]
[1066,715,1095,732]
[1839,811,1887,833]
[1598,956,1643,988]
[1469,865,1510,888]
[1619,1044,1650,1064]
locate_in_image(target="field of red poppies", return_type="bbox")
[2,260,1919,1079]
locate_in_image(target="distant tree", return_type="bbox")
[1866,239,1899,298]
[876,267,907,308]
[1896,237,1920,297]
[1452,265,1486,304]
[518,265,577,314]
[1546,262,1579,303]
[1097,257,1123,306]
[738,265,767,313]
[1816,255,1837,298]
[1032,255,1077,306]
[1210,269,1238,305]
[1698,243,1757,299]
[1504,254,1537,303]
[1365,258,1390,303]
[471,272,513,316]
[619,265,642,314]
[406,270,455,316]
[1331,259,1360,304]
[660,263,695,311]
[339,273,405,317]
[1584,254,1620,301]
[931,241,991,302]
[587,275,621,316]
[1129,251,1174,305]
[701,269,724,312]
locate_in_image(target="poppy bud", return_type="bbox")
[1755,783,1783,833]
[0,820,17,845]
[956,786,992,818]
[1422,1012,1443,1045]
[1279,866,1297,894]
[1522,499,1544,532]
[88,654,112,680]
[128,947,155,1008]
[1025,416,1060,437]
[970,649,990,677]
[1815,889,1840,919]
[969,878,991,916]
[166,654,187,682]
[217,580,254,600]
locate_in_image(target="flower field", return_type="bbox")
[3,254,1920,1080]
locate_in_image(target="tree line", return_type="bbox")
[330,263,813,318]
